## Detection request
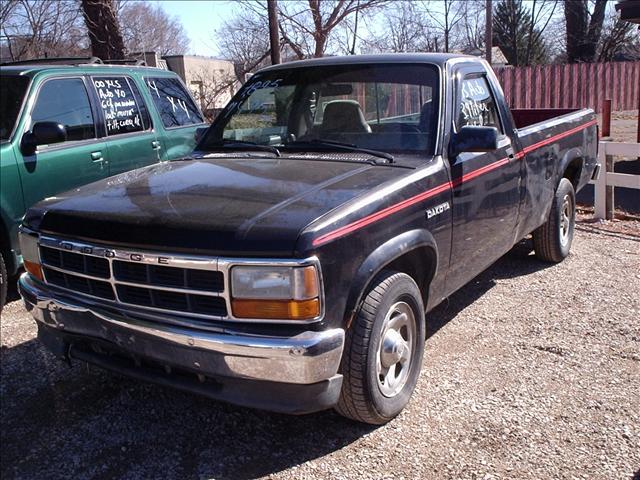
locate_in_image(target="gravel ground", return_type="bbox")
[1,221,639,480]
[600,110,639,143]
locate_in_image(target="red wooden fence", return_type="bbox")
[493,61,640,113]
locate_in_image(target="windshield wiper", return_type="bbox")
[283,139,394,163]
[208,139,281,157]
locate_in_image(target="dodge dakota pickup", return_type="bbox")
[18,54,598,424]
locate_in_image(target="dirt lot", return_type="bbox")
[1,220,639,480]
[601,110,639,144]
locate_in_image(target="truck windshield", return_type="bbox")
[204,63,440,155]
[0,75,30,142]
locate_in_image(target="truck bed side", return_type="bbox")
[513,108,598,240]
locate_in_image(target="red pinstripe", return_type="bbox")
[311,120,596,247]
[312,182,452,247]
[521,119,597,154]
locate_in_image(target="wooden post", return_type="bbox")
[636,87,640,144]
[594,144,606,219]
[602,98,611,138]
[485,0,492,64]
[267,0,280,65]
[606,154,615,220]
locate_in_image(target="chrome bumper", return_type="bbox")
[19,274,344,385]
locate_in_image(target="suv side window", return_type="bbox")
[145,77,204,128]
[31,78,95,142]
[91,76,151,135]
[456,76,503,133]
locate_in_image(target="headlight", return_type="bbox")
[230,265,321,320]
[18,228,43,281]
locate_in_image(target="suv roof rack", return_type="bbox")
[102,59,147,66]
[1,56,103,66]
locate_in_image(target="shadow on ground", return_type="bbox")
[0,240,552,480]
[426,237,549,337]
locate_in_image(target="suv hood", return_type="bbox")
[27,157,408,256]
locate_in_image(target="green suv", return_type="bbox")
[0,62,207,311]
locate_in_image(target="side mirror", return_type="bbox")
[21,122,67,156]
[449,126,499,157]
[194,126,208,144]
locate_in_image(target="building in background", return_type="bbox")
[460,46,509,68]
[135,52,237,121]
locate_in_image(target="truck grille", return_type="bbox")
[39,241,227,319]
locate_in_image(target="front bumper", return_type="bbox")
[19,274,345,414]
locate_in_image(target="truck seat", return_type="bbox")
[321,100,372,134]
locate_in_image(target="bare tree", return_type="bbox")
[267,0,281,63]
[276,0,388,58]
[0,0,88,60]
[189,66,238,122]
[454,0,487,52]
[365,1,436,53]
[216,6,271,81]
[2,0,87,61]
[597,9,640,61]
[0,0,18,26]
[564,0,607,63]
[81,0,125,60]
[118,1,189,56]
[426,0,465,52]
[218,0,385,76]
[524,0,558,65]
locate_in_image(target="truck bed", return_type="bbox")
[511,108,585,129]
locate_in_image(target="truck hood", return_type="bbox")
[27,157,408,256]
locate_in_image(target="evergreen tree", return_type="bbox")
[492,0,548,66]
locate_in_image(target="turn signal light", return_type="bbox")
[24,260,44,281]
[231,298,320,320]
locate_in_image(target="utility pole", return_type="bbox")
[485,0,492,64]
[267,0,281,65]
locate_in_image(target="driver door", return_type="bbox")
[17,76,108,208]
[445,69,521,293]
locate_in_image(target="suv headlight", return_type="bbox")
[18,229,43,281]
[230,265,321,320]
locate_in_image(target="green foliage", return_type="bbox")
[492,0,548,66]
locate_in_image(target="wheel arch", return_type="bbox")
[343,229,438,326]
[558,148,583,190]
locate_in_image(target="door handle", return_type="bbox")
[151,141,161,150]
[91,151,107,170]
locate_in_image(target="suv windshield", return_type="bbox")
[204,64,440,155]
[0,75,30,142]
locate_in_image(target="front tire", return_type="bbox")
[532,178,576,263]
[335,270,425,425]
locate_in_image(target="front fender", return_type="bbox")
[343,228,438,321]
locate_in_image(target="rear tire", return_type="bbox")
[532,178,576,263]
[0,253,7,316]
[335,270,425,425]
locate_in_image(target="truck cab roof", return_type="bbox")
[259,53,478,73]
[0,63,177,78]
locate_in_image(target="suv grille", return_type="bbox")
[39,243,227,319]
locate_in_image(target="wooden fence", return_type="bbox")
[494,61,640,113]
[592,141,640,219]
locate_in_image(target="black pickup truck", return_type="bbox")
[18,54,598,424]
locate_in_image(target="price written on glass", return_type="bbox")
[460,78,491,126]
[93,78,142,134]
[147,80,191,118]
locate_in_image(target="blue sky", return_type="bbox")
[159,1,238,57]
